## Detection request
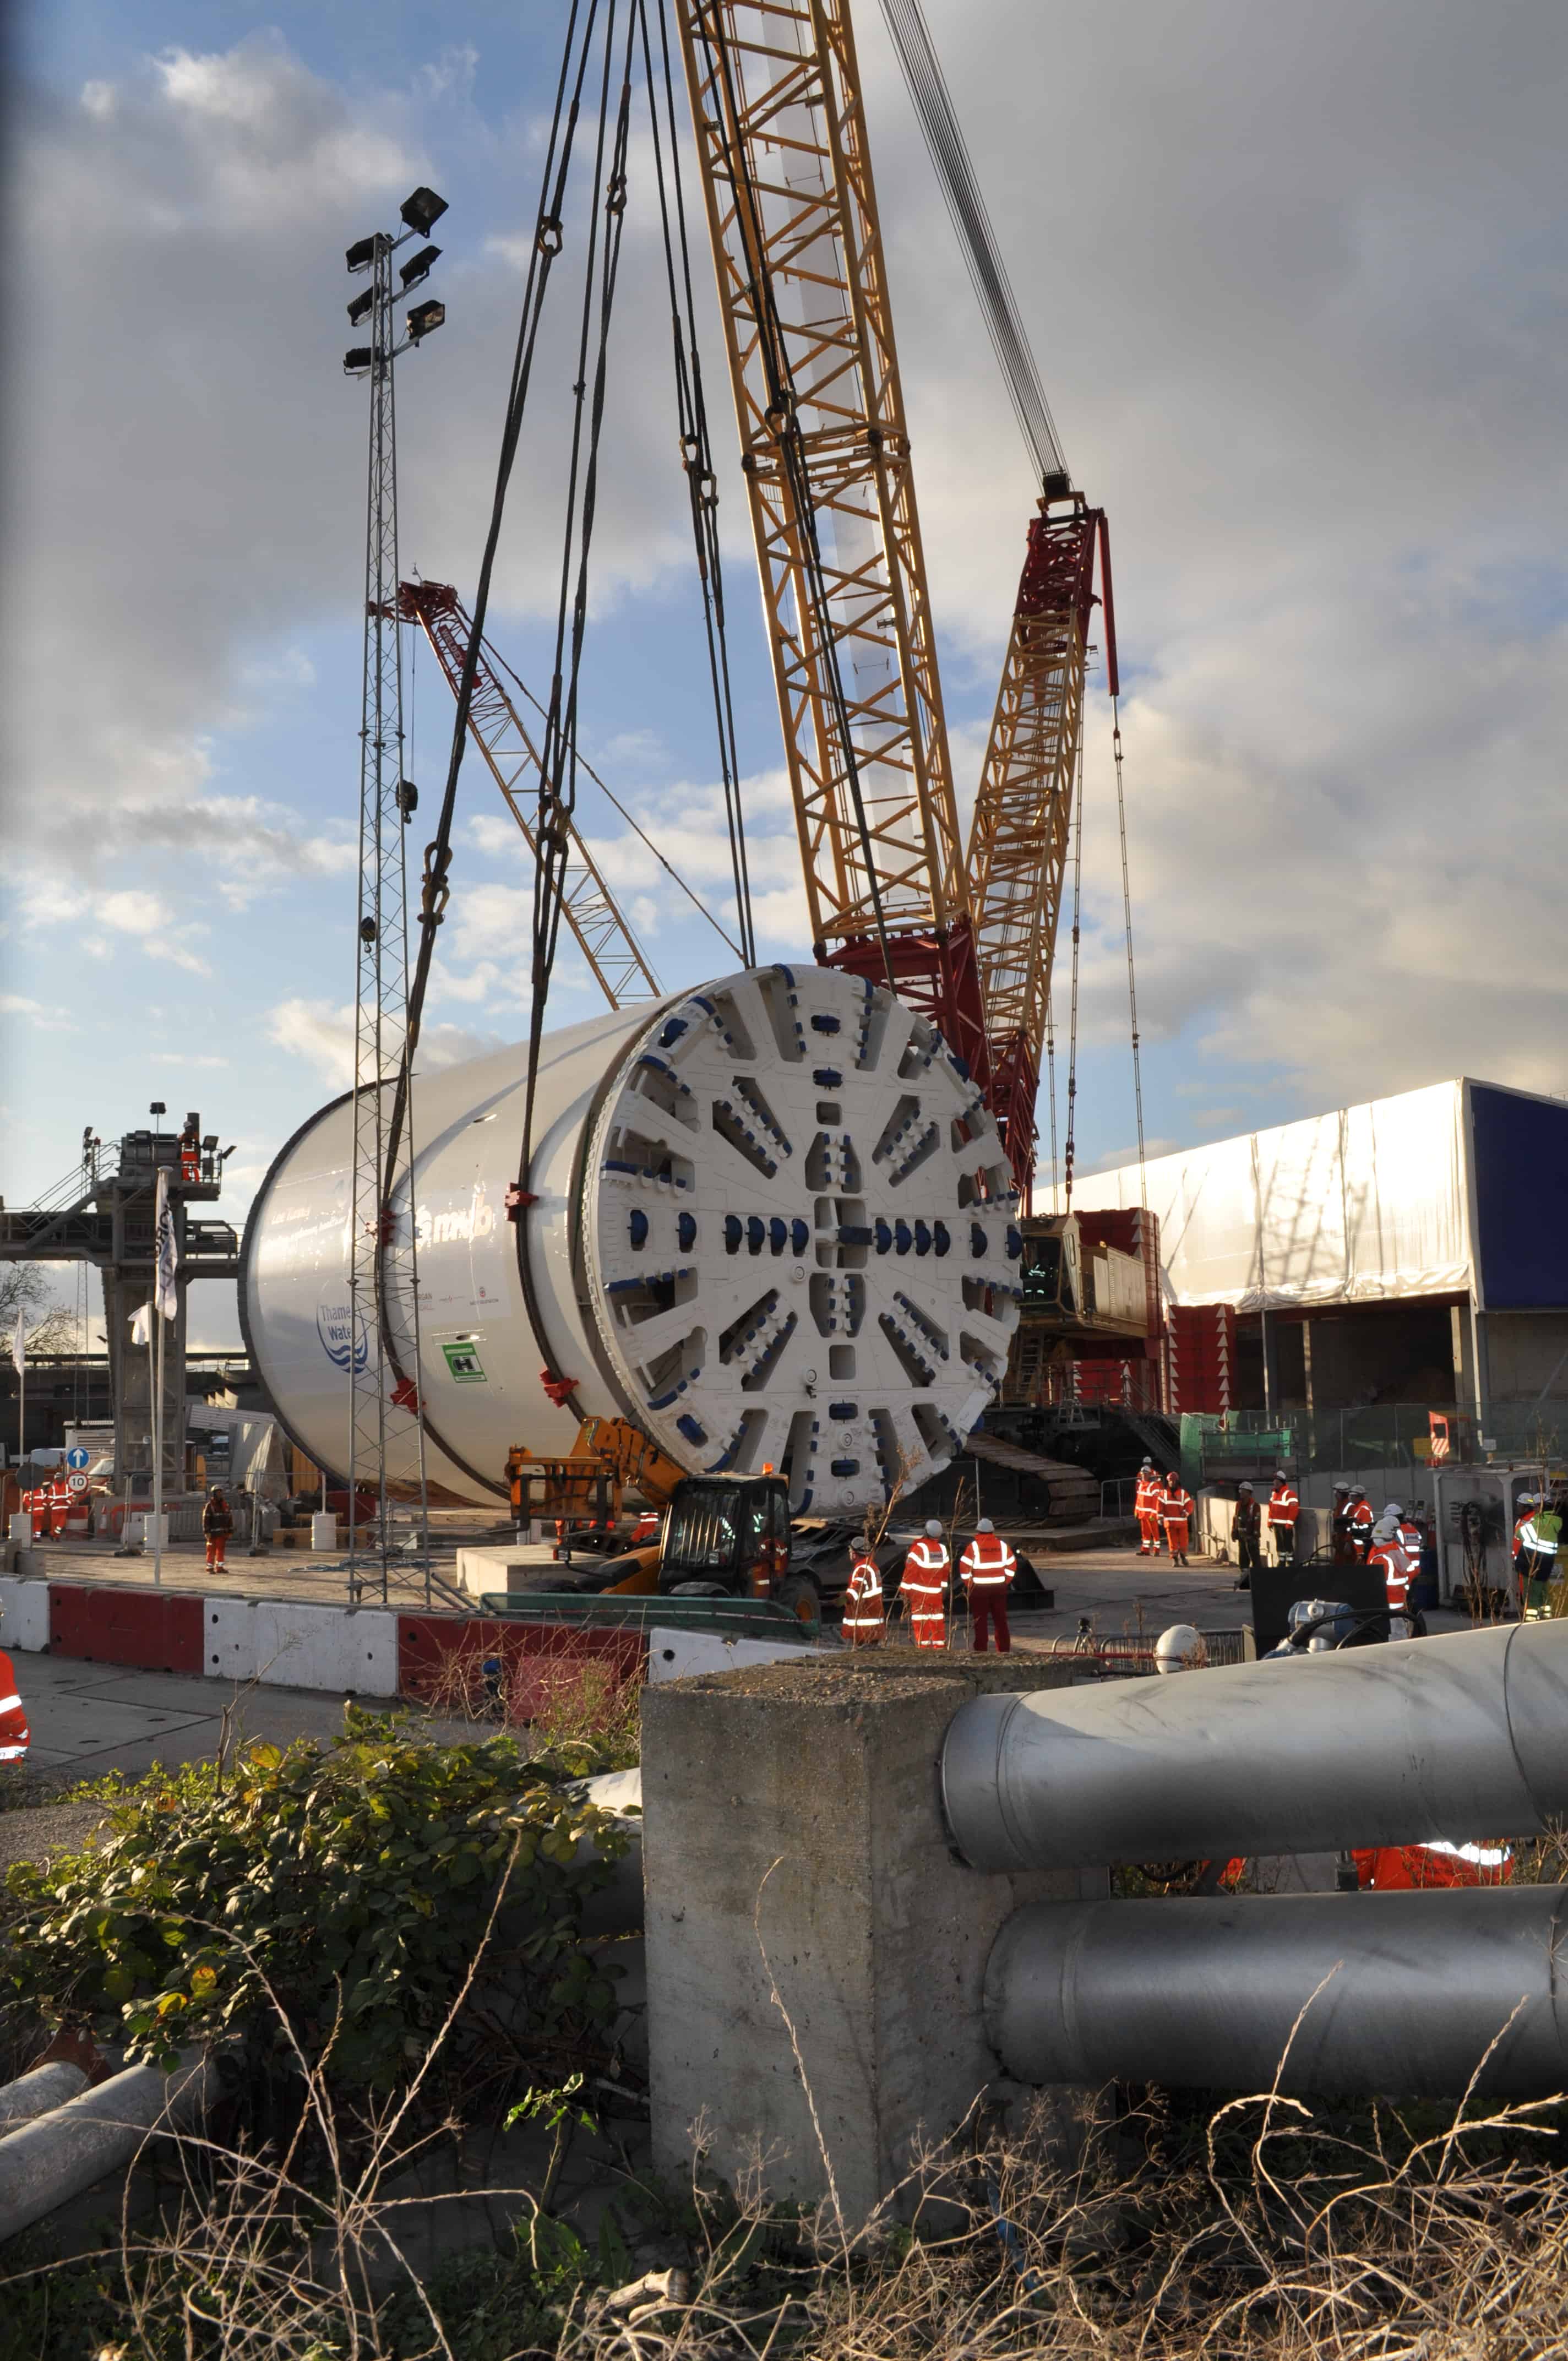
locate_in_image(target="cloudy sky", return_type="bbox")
[4,0,1565,1345]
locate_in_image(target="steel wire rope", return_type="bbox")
[1062,733,1084,1210]
[525,0,639,1180]
[487,637,741,959]
[878,0,1067,488]
[684,5,897,991]
[382,0,601,1201]
[514,0,641,1406]
[641,0,755,967]
[1110,695,1147,1208]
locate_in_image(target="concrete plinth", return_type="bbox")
[454,1543,558,1598]
[641,1656,1097,2226]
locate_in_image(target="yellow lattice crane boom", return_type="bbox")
[672,0,992,1085]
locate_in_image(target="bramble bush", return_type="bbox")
[0,1707,631,2092]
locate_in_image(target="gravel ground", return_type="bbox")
[0,1797,109,1871]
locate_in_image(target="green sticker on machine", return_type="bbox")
[441,1341,488,1384]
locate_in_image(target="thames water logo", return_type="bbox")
[317,1299,367,1373]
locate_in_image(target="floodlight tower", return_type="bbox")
[341,186,447,1595]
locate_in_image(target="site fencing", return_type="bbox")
[1181,1401,1565,1486]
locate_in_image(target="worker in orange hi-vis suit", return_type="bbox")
[202,1486,234,1573]
[900,1520,950,1649]
[1159,1471,1195,1567]
[841,1544,885,1647]
[1367,1506,1416,1639]
[1267,1471,1299,1566]
[1134,1459,1161,1556]
[629,1508,661,1548]
[0,1638,31,1765]
[959,1517,1017,1654]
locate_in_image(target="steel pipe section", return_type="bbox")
[987,1887,1568,2098]
[0,2056,214,2243]
[942,1622,1568,1873]
[243,965,1020,1511]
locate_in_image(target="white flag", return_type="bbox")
[130,1301,155,1348]
[153,1169,179,1323]
[8,1311,22,1376]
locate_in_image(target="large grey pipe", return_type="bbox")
[988,1887,1568,2098]
[943,1623,1568,1872]
[0,2056,213,2243]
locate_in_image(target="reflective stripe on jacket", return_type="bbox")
[1268,1484,1298,1528]
[901,1539,949,1605]
[959,1536,1016,1589]
[843,1557,885,1637]
[1369,1541,1411,1610]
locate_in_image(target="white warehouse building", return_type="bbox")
[1071,1078,1568,1433]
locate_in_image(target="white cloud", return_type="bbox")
[268,997,356,1086]
[267,994,510,1087]
[0,995,76,1031]
[10,3,1568,1183]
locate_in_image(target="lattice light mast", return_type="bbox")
[341,188,448,1591]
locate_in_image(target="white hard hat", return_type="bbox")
[977,1516,994,1533]
[1154,1624,1207,1674]
[1387,1502,1403,1517]
[1141,1457,1153,1469]
[925,1519,943,1537]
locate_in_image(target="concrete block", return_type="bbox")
[204,1597,258,1683]
[642,1657,1098,2226]
[0,1578,51,1652]
[455,1543,558,1599]
[254,1603,399,1697]
[646,1628,824,1683]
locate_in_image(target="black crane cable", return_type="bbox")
[683,4,897,992]
[878,0,1068,490]
[525,0,640,1195]
[487,635,743,960]
[641,0,756,969]
[380,0,600,1206]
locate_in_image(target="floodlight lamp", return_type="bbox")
[400,186,448,237]
[202,1134,219,1151]
[406,298,445,344]
[399,243,441,292]
[150,1101,166,1117]
[346,286,375,327]
[344,346,374,375]
[346,235,378,273]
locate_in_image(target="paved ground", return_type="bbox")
[1009,1542,1247,1648]
[7,1653,475,1792]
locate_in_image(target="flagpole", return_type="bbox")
[153,1305,164,1588]
[151,1166,178,1590]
